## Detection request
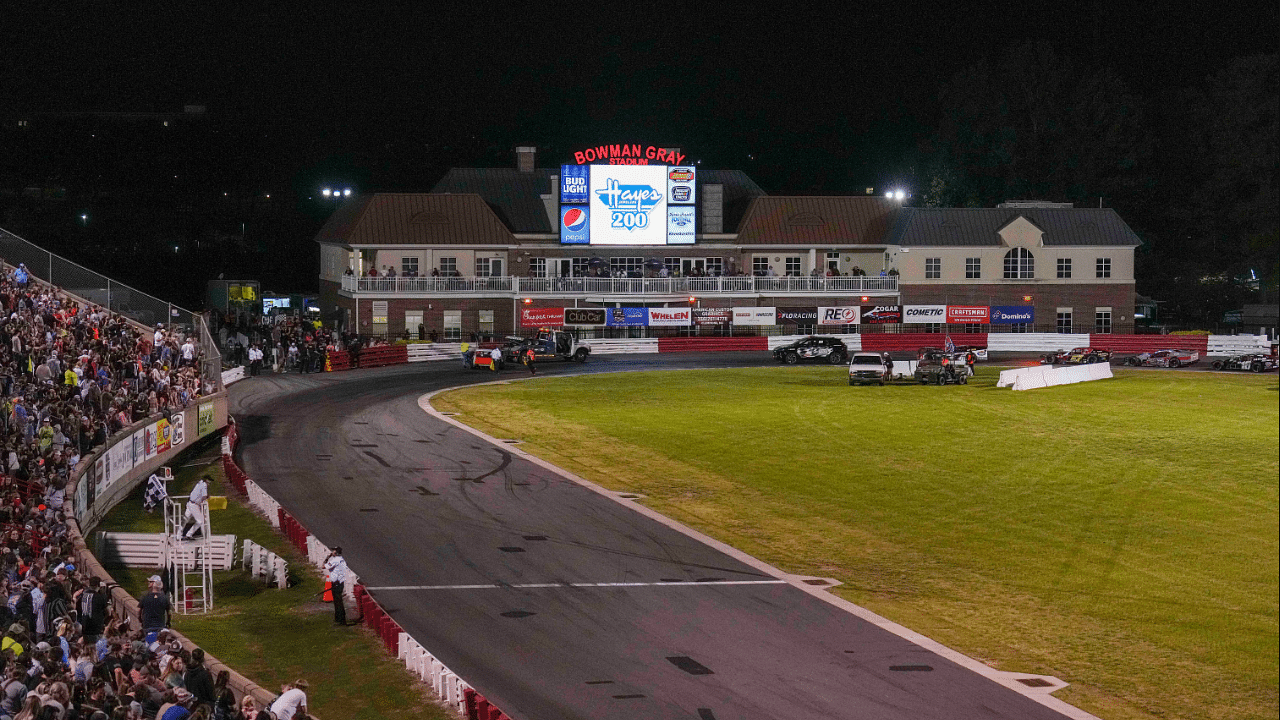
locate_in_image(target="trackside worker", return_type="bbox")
[524,346,537,375]
[490,346,503,371]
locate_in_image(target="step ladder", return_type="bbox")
[163,492,213,614]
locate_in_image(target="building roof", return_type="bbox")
[430,168,558,233]
[884,207,1142,247]
[313,193,515,246]
[697,169,768,232]
[733,196,900,245]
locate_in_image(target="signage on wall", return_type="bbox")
[560,206,590,244]
[861,305,902,324]
[560,155,696,246]
[946,305,990,323]
[606,307,650,327]
[520,308,565,328]
[903,305,946,322]
[560,165,590,203]
[732,307,777,326]
[692,308,732,325]
[818,306,860,325]
[990,306,1035,324]
[572,144,687,166]
[564,308,606,326]
[648,307,691,326]
[776,307,818,324]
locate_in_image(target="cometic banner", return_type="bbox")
[648,307,692,326]
[990,306,1035,324]
[946,305,990,323]
[733,307,776,326]
[606,307,649,327]
[818,306,860,325]
[521,307,565,328]
[902,305,946,323]
[692,308,732,325]
[564,308,607,326]
[776,307,818,324]
[861,305,902,324]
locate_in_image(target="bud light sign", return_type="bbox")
[990,305,1035,324]
[560,206,590,244]
[589,165,669,245]
[560,164,589,204]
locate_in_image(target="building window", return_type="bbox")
[664,257,680,275]
[529,257,546,278]
[1096,257,1112,278]
[475,257,494,276]
[401,257,419,276]
[826,252,840,271]
[1004,248,1034,279]
[439,257,457,276]
[609,257,644,276]
[964,323,983,333]
[705,257,723,276]
[479,310,495,335]
[405,310,423,337]
[572,257,591,276]
[924,323,943,334]
[785,257,802,276]
[1057,258,1072,279]
[1008,322,1030,333]
[1056,311,1073,334]
[965,257,981,279]
[925,257,941,279]
[443,310,462,341]
[1095,309,1112,334]
[753,257,770,275]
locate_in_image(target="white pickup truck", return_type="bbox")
[848,354,918,385]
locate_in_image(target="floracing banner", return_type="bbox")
[903,305,946,322]
[946,305,990,323]
[818,306,860,325]
[648,307,692,326]
[564,308,607,326]
[776,307,818,324]
[521,308,565,328]
[692,308,732,325]
[733,307,776,325]
[861,305,902,324]
[989,305,1035,324]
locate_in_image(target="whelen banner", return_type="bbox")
[692,308,732,325]
[776,307,818,325]
[733,307,777,326]
[648,307,692,326]
[860,305,902,324]
[521,308,565,328]
[818,306,860,325]
[946,305,990,323]
[903,305,946,323]
[990,306,1035,324]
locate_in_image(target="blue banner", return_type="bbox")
[990,305,1035,324]
[560,164,589,204]
[605,307,649,327]
[560,206,590,245]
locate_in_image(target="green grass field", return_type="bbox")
[434,366,1279,720]
[95,449,454,720]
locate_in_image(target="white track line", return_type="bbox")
[367,580,788,591]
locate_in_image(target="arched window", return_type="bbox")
[1003,248,1034,279]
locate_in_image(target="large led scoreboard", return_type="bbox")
[559,161,696,245]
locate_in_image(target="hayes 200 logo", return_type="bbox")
[595,178,663,231]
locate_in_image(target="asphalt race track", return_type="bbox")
[229,354,1083,720]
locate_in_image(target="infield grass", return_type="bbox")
[433,367,1279,720]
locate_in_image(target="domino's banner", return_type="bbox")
[990,305,1035,324]
[606,307,650,327]
[560,164,589,203]
[560,206,590,244]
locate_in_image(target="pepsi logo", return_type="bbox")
[562,207,586,230]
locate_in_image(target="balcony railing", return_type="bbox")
[340,274,897,295]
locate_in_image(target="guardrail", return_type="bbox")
[342,274,899,296]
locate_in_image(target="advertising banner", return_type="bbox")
[861,305,902,324]
[947,305,990,323]
[197,402,215,437]
[559,206,590,245]
[606,307,649,327]
[560,164,589,203]
[818,306,861,325]
[667,166,696,204]
[589,165,669,246]
[733,307,776,326]
[648,307,692,326]
[521,308,565,328]
[776,307,818,324]
[990,305,1035,324]
[171,412,186,448]
[903,305,946,323]
[692,308,732,325]
[564,308,606,326]
[667,206,696,244]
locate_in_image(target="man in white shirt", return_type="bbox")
[270,679,309,720]
[248,345,263,376]
[182,476,209,539]
[323,547,349,625]
[180,338,196,367]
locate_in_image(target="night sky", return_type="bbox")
[3,3,1276,314]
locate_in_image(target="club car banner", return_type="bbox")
[946,305,990,323]
[733,307,776,326]
[520,307,565,327]
[990,305,1035,324]
[860,305,902,324]
[776,307,818,325]
[606,307,649,327]
[692,308,732,325]
[564,308,607,326]
[903,305,946,322]
[818,306,860,325]
[648,307,692,326]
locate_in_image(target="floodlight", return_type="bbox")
[322,188,331,197]
[343,188,352,196]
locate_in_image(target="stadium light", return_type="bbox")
[688,296,697,304]
[894,190,906,200]
[1023,295,1033,302]
[322,188,332,197]
[79,214,88,224]
[343,188,352,197]
[861,296,869,302]
[522,298,532,304]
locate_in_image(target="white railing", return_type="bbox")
[342,274,897,296]
[242,539,289,588]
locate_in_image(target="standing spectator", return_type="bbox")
[138,576,170,635]
[322,548,348,626]
[183,648,214,705]
[76,576,110,643]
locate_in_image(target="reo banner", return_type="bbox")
[946,305,990,323]
[990,305,1035,324]
[818,306,860,325]
[606,307,649,327]
[776,307,818,324]
[648,307,692,326]
[692,308,732,325]
[564,308,606,326]
[521,307,565,328]
[732,307,776,326]
[903,305,946,322]
[861,305,902,324]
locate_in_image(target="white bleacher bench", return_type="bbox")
[95,532,237,570]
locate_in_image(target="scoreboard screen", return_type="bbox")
[560,164,695,245]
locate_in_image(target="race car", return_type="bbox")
[1122,349,1200,368]
[1041,347,1113,365]
[773,336,849,365]
[1210,353,1278,372]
